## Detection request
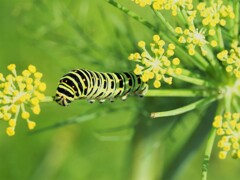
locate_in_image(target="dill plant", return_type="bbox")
[0,0,239,179]
[106,0,239,179]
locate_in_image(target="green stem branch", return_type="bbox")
[171,73,206,86]
[201,128,216,180]
[216,26,224,49]
[201,101,224,180]
[151,97,216,118]
[233,1,239,39]
[41,96,54,103]
[145,89,207,97]
[153,10,176,35]
[106,0,158,32]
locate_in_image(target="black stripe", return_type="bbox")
[57,87,74,98]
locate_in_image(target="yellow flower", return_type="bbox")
[0,64,47,136]
[197,0,235,27]
[217,43,240,78]
[130,34,182,88]
[213,112,240,159]
[152,0,193,16]
[176,25,208,56]
[132,0,152,7]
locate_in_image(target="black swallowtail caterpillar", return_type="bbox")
[55,69,148,106]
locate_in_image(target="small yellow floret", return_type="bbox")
[210,40,218,47]
[153,80,161,88]
[175,27,183,34]
[138,41,146,48]
[172,58,180,65]
[188,48,195,56]
[38,82,47,92]
[34,72,43,79]
[28,65,37,73]
[32,105,41,115]
[27,121,36,130]
[153,35,160,42]
[175,68,182,75]
[7,64,16,71]
[219,151,227,159]
[142,73,149,82]
[22,70,31,77]
[208,29,216,36]
[168,43,175,50]
[21,111,30,120]
[9,119,16,127]
[3,113,11,121]
[10,105,18,114]
[6,127,15,136]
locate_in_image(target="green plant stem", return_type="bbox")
[177,8,187,26]
[204,45,219,67]
[171,73,206,86]
[31,112,98,134]
[41,96,54,103]
[201,101,224,180]
[153,10,176,35]
[106,0,158,32]
[201,128,216,180]
[233,1,239,39]
[225,86,233,112]
[216,26,224,49]
[145,89,207,97]
[181,9,189,24]
[191,51,210,71]
[151,97,216,118]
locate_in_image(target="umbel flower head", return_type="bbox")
[132,0,193,16]
[129,35,182,88]
[197,0,235,27]
[217,42,240,78]
[0,64,46,136]
[213,112,240,159]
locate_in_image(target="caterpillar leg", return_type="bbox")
[137,84,148,97]
[88,99,95,103]
[121,94,129,101]
[109,98,115,103]
[99,99,106,103]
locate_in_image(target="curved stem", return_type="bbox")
[41,96,54,103]
[153,10,176,35]
[216,26,224,49]
[106,0,158,32]
[201,100,224,180]
[171,73,207,86]
[151,97,216,118]
[201,128,216,180]
[145,89,207,97]
[233,1,239,39]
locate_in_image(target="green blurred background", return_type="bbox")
[0,0,240,180]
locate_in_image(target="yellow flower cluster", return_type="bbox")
[197,0,235,27]
[175,25,209,56]
[0,64,46,136]
[131,0,152,7]
[129,35,182,88]
[213,112,240,159]
[152,0,193,16]
[132,0,193,16]
[217,42,240,78]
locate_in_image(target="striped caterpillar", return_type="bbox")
[55,69,148,106]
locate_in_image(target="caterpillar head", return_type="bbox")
[55,78,75,106]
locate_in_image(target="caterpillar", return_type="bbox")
[55,69,148,106]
